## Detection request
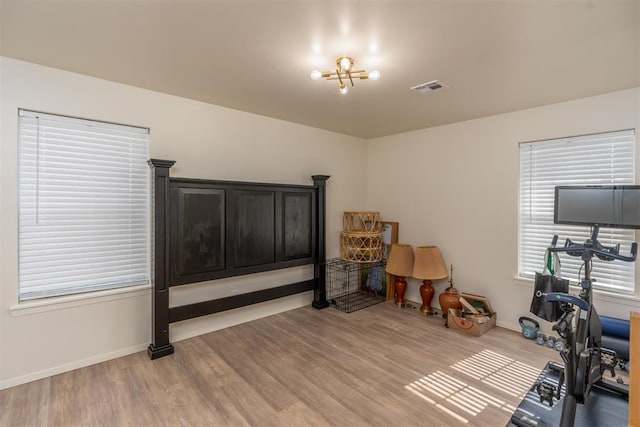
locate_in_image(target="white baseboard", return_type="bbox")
[0,343,149,391]
[496,320,520,333]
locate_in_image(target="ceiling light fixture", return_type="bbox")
[310,56,380,95]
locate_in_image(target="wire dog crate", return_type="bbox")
[325,258,387,313]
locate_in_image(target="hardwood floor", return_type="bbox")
[0,301,561,426]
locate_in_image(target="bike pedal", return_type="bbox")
[600,347,618,377]
[535,381,557,407]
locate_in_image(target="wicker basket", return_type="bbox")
[342,211,381,233]
[340,231,383,263]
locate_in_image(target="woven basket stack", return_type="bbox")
[340,211,383,263]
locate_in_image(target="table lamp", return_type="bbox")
[412,246,448,315]
[385,243,414,307]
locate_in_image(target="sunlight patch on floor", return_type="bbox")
[404,349,542,423]
[404,382,469,424]
[405,370,518,424]
[451,349,540,398]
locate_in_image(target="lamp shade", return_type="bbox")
[412,246,448,280]
[386,243,414,276]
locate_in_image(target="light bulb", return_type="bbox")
[310,70,322,80]
[339,57,352,71]
[369,70,380,81]
[339,85,349,95]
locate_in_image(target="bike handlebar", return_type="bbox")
[548,237,637,263]
[546,292,589,311]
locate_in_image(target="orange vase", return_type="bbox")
[439,287,462,326]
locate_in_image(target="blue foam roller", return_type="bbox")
[602,335,629,360]
[600,315,630,339]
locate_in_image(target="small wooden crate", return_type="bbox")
[448,293,497,336]
[343,211,381,233]
[340,231,383,263]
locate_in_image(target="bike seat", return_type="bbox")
[545,292,589,311]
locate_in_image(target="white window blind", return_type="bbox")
[18,110,150,300]
[519,129,636,294]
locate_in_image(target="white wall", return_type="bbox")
[0,57,368,388]
[367,87,640,335]
[2,55,639,389]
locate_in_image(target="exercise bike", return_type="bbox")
[544,226,636,427]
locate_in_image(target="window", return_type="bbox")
[519,129,636,294]
[18,110,149,300]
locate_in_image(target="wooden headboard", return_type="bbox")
[147,159,330,359]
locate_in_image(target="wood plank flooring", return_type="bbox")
[0,301,561,426]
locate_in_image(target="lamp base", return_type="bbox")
[394,276,407,307]
[419,279,435,315]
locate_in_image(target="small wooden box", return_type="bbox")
[448,293,496,336]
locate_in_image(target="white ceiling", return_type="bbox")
[1,1,638,139]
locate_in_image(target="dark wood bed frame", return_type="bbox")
[147,159,330,359]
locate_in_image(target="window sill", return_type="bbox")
[9,284,152,317]
[513,276,640,305]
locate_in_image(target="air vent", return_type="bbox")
[410,80,449,94]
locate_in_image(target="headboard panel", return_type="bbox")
[168,178,317,284]
[147,159,329,359]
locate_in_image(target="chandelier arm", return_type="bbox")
[313,57,376,92]
[324,71,367,80]
[326,73,350,80]
[327,75,370,81]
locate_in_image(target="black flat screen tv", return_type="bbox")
[554,185,640,229]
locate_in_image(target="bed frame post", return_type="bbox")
[147,158,176,359]
[312,175,330,309]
